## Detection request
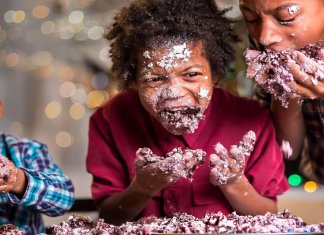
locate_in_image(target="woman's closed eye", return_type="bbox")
[276,5,300,26]
[278,17,296,25]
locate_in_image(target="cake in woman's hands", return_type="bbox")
[135,147,206,181]
[49,210,324,234]
[244,41,324,107]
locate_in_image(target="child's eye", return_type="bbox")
[185,72,201,77]
[144,76,164,82]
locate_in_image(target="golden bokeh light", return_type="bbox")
[58,65,75,81]
[14,11,26,23]
[59,81,76,98]
[69,103,86,120]
[304,181,317,193]
[32,5,50,19]
[44,101,62,119]
[86,90,109,109]
[56,131,73,148]
[5,53,20,67]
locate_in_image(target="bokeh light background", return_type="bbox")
[0,0,323,225]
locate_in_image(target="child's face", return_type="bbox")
[135,41,214,135]
[240,0,324,51]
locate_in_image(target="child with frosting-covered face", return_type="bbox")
[240,0,324,181]
[137,40,213,135]
[86,0,289,226]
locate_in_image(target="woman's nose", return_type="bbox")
[257,20,283,49]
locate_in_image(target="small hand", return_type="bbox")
[134,147,205,196]
[0,156,18,194]
[209,131,256,185]
[288,51,324,99]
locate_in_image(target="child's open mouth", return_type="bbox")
[157,106,204,134]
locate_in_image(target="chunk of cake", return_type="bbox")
[0,224,23,235]
[0,157,11,181]
[244,41,324,107]
[50,210,324,234]
[135,147,206,181]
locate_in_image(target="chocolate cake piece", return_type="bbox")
[0,224,23,235]
[50,209,324,234]
[135,147,206,181]
[0,157,11,181]
[49,215,96,235]
[244,41,324,107]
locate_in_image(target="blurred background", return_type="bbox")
[0,0,323,226]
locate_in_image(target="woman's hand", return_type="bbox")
[289,50,324,99]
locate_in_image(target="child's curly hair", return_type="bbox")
[107,0,239,88]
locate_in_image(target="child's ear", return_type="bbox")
[0,101,3,118]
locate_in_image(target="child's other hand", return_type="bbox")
[209,131,256,186]
[0,156,18,194]
[288,50,324,99]
[209,144,244,185]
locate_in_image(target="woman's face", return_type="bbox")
[240,0,324,51]
[135,41,214,135]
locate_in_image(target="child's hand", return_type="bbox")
[134,147,205,196]
[288,50,324,99]
[209,131,256,185]
[0,156,18,194]
[133,148,174,196]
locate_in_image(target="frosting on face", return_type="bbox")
[143,43,192,71]
[137,41,214,135]
[288,5,300,15]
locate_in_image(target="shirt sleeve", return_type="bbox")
[8,141,75,217]
[86,108,129,205]
[245,112,290,198]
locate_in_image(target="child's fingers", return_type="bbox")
[213,143,228,160]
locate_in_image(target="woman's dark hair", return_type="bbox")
[106,0,239,88]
